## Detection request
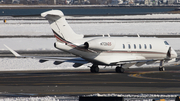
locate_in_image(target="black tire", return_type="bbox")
[94,66,99,73]
[90,67,94,73]
[116,67,124,73]
[116,67,120,73]
[159,67,165,71]
[90,65,99,73]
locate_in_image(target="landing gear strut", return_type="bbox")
[115,66,124,73]
[159,60,165,71]
[90,64,99,73]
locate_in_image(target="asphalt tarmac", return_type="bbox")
[0,65,180,97]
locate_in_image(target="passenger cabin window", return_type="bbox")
[164,41,169,45]
[144,44,147,49]
[134,44,136,49]
[123,44,125,49]
[128,44,131,49]
[150,44,152,49]
[139,44,141,49]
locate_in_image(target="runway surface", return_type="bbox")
[0,65,180,97]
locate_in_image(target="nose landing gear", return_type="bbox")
[159,60,165,71]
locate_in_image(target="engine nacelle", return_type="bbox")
[84,38,115,51]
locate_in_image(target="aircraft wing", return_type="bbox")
[118,59,158,69]
[110,55,159,69]
[4,45,89,67]
[39,57,89,67]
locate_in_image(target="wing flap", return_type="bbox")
[122,62,136,68]
[111,55,159,68]
[73,63,84,68]
[136,62,146,66]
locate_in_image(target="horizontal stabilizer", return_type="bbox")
[41,10,64,18]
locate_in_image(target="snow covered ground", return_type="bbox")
[0,14,180,100]
[0,96,79,101]
[0,38,56,51]
[1,13,180,20]
[0,14,180,71]
[0,21,180,35]
[0,93,179,101]
[1,14,180,36]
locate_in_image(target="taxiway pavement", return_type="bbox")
[0,65,180,96]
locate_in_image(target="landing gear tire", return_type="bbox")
[90,65,99,73]
[159,67,165,71]
[115,67,124,73]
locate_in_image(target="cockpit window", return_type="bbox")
[164,41,169,45]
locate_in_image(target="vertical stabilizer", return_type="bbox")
[41,10,83,43]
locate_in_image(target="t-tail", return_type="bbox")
[41,10,84,43]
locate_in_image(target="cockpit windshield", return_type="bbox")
[164,41,169,45]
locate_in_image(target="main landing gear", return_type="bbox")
[159,60,165,71]
[90,64,99,73]
[115,66,125,73]
[90,64,125,73]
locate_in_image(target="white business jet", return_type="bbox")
[5,10,178,73]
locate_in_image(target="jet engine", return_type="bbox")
[83,38,115,51]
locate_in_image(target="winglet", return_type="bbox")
[4,44,21,57]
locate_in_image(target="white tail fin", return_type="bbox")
[41,10,83,43]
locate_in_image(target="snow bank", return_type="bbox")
[0,58,90,71]
[72,22,180,35]
[88,93,179,98]
[1,14,180,36]
[0,96,78,101]
[0,38,56,51]
[1,13,180,20]
[0,23,51,36]
[66,13,180,19]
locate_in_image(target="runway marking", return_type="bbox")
[129,71,180,81]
